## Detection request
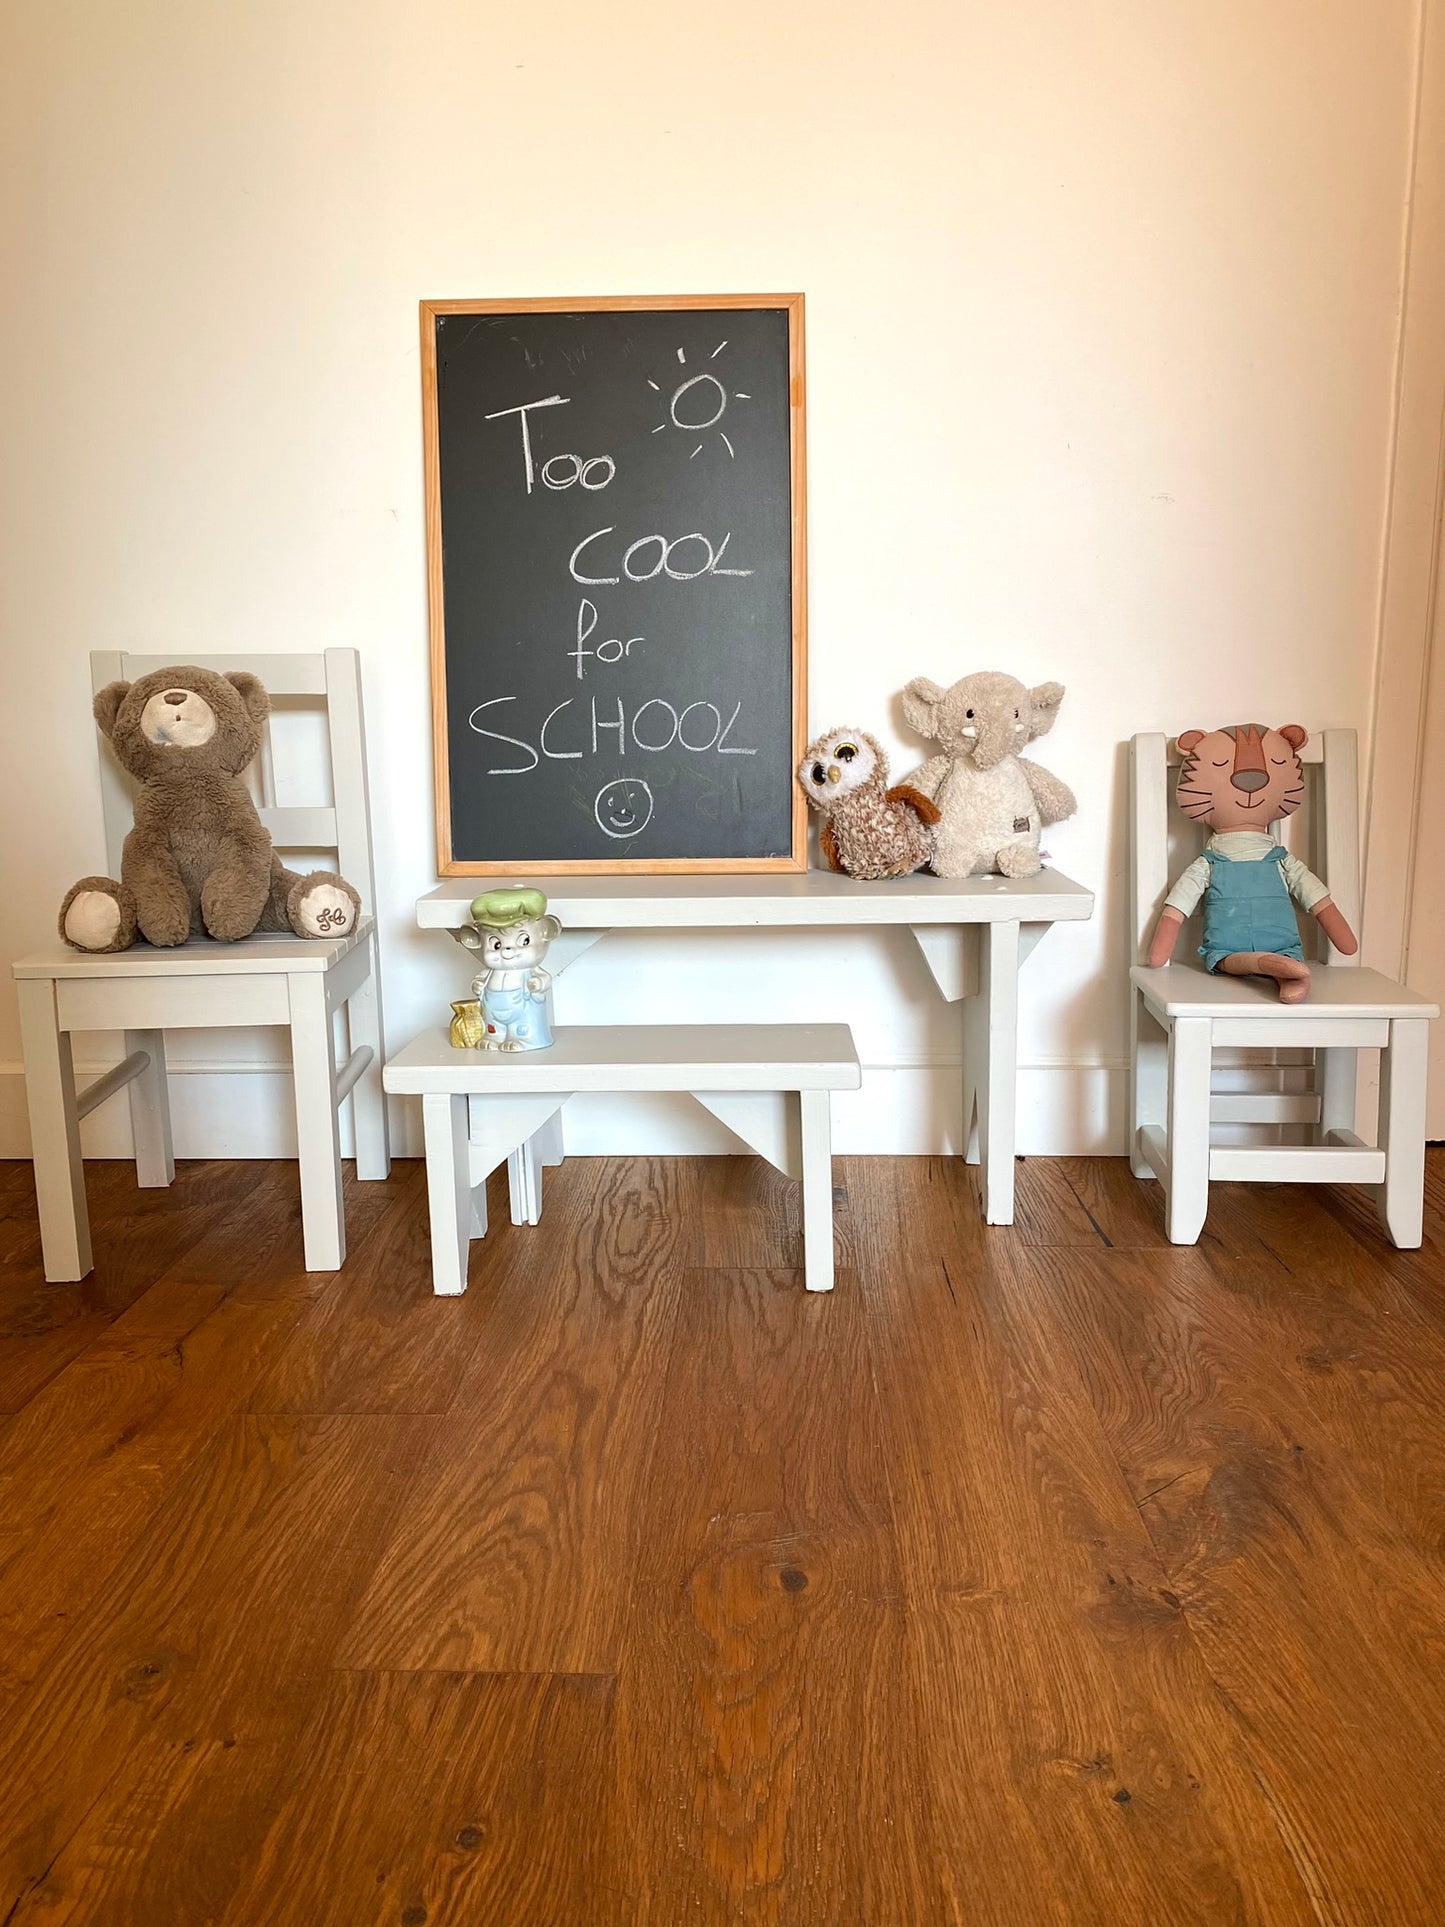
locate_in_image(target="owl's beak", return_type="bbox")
[826,764,841,785]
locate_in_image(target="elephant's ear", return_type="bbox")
[93,681,130,739]
[901,677,947,738]
[226,671,271,726]
[1027,682,1065,739]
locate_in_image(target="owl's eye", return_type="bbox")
[835,743,857,761]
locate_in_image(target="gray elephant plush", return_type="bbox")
[899,670,1076,877]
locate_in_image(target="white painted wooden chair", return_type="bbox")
[1129,730,1437,1246]
[13,648,389,1278]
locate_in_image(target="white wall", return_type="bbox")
[0,0,1422,1159]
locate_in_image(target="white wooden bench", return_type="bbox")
[383,1023,861,1294]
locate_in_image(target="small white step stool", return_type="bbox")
[383,1023,861,1295]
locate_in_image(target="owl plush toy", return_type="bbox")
[797,727,940,879]
[1147,722,1358,1002]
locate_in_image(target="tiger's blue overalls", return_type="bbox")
[1198,844,1304,973]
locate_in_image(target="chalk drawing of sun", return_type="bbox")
[648,342,751,460]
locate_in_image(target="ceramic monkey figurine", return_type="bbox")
[1147,723,1357,1003]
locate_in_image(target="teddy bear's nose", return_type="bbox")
[163,690,188,707]
[1231,768,1269,793]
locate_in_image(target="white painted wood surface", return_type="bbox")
[383,1023,862,1094]
[384,1023,860,1294]
[416,868,1093,1224]
[417,869,1095,930]
[1128,729,1439,1248]
[13,648,390,1280]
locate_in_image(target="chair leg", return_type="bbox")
[1165,1017,1212,1245]
[124,1029,174,1188]
[1318,1047,1358,1141]
[287,973,345,1271]
[1131,991,1168,1179]
[17,979,92,1281]
[423,1092,472,1295]
[800,1089,835,1293]
[1376,1018,1429,1249]
[347,932,390,1181]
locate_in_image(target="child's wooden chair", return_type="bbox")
[13,648,389,1279]
[1129,729,1436,1245]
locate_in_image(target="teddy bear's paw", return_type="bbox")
[291,879,360,939]
[995,845,1043,878]
[62,886,130,952]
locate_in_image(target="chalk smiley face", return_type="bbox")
[594,777,654,840]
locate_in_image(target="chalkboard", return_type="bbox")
[421,295,806,873]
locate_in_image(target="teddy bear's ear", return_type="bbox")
[901,677,946,737]
[92,681,130,739]
[1177,729,1206,754]
[225,671,270,725]
[1027,682,1065,738]
[1277,723,1308,752]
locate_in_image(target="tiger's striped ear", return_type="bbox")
[1278,723,1308,751]
[1177,729,1206,754]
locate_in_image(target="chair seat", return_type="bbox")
[1131,961,1439,1022]
[13,917,373,981]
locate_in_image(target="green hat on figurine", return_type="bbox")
[469,886,549,930]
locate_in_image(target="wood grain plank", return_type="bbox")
[337,1157,696,1675]
[617,1265,948,1926]
[0,1161,405,1720]
[1028,1236,1445,1919]
[0,1158,267,1412]
[1057,1156,1170,1249]
[853,1159,1316,1927]
[218,1671,620,1927]
[1012,1156,1109,1246]
[14,1672,619,1927]
[246,1161,490,1414]
[693,1153,802,1268]
[3,1732,294,1926]
[0,1413,434,1918]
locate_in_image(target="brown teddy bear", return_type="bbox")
[59,665,363,952]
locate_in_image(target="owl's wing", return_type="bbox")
[886,783,942,827]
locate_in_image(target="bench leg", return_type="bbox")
[976,920,1020,1225]
[800,1089,835,1293]
[422,1092,472,1295]
[508,1138,543,1225]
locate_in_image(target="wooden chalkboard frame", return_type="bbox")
[421,293,808,875]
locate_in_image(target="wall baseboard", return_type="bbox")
[0,1058,1130,1162]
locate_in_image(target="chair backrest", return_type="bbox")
[1129,728,1360,967]
[89,648,378,915]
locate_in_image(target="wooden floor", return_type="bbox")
[0,1151,1443,1925]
